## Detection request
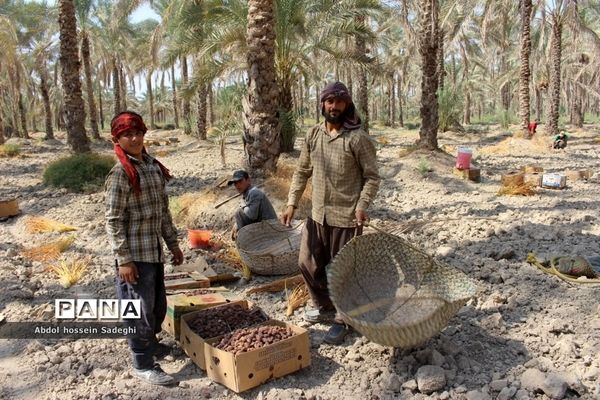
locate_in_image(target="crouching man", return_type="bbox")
[229,170,277,239]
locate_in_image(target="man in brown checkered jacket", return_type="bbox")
[280,81,380,344]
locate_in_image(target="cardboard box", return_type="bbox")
[162,291,230,339]
[0,199,20,218]
[180,300,266,370]
[205,320,311,393]
[542,174,567,189]
[164,271,210,290]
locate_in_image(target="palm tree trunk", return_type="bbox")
[58,0,90,152]
[15,68,29,139]
[398,68,405,127]
[535,86,543,121]
[518,0,532,135]
[355,16,369,133]
[279,77,296,152]
[418,0,440,150]
[146,71,156,129]
[315,85,320,123]
[181,56,190,119]
[39,62,54,140]
[572,82,583,127]
[120,65,127,111]
[0,112,4,145]
[438,29,445,91]
[243,0,281,170]
[171,64,179,129]
[208,83,214,128]
[112,59,121,116]
[546,13,562,136]
[196,84,207,140]
[81,31,100,139]
[98,84,104,130]
[390,73,396,128]
[463,89,471,125]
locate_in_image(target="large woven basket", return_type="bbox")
[328,232,477,348]
[236,219,303,275]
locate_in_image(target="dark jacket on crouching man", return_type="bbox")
[282,82,380,339]
[235,185,277,229]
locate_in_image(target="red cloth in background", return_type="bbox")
[528,121,538,135]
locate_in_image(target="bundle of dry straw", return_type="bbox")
[47,256,90,288]
[21,235,75,262]
[25,216,77,234]
[216,245,252,280]
[286,282,310,316]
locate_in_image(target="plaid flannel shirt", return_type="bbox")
[287,123,380,228]
[105,153,179,265]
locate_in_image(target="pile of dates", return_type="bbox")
[215,325,295,354]
[188,304,267,338]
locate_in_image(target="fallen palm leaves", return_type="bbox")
[25,216,77,234]
[246,274,304,295]
[216,245,252,280]
[47,256,90,288]
[286,282,310,316]
[21,235,75,262]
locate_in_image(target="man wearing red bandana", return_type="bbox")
[105,111,183,385]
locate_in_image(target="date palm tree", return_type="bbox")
[519,0,533,135]
[243,0,281,170]
[418,0,440,150]
[58,0,90,152]
[75,0,100,139]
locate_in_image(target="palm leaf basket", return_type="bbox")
[328,231,477,348]
[235,219,303,275]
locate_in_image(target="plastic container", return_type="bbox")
[188,229,212,249]
[455,147,472,169]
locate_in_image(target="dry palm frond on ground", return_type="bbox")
[246,274,304,295]
[25,216,77,234]
[286,282,310,316]
[21,235,75,262]
[497,183,537,196]
[47,256,90,288]
[216,245,252,280]
[170,190,218,226]
[376,136,389,145]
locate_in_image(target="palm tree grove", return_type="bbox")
[0,0,599,399]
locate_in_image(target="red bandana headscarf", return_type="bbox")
[111,111,172,194]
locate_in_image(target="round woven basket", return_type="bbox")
[236,219,303,275]
[328,232,477,348]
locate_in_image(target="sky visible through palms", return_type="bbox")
[32,0,160,23]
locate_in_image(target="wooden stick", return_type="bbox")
[214,184,263,209]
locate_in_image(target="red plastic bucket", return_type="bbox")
[188,229,212,249]
[455,147,472,169]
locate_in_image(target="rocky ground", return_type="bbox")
[0,124,599,400]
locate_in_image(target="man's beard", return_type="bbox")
[323,109,347,125]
